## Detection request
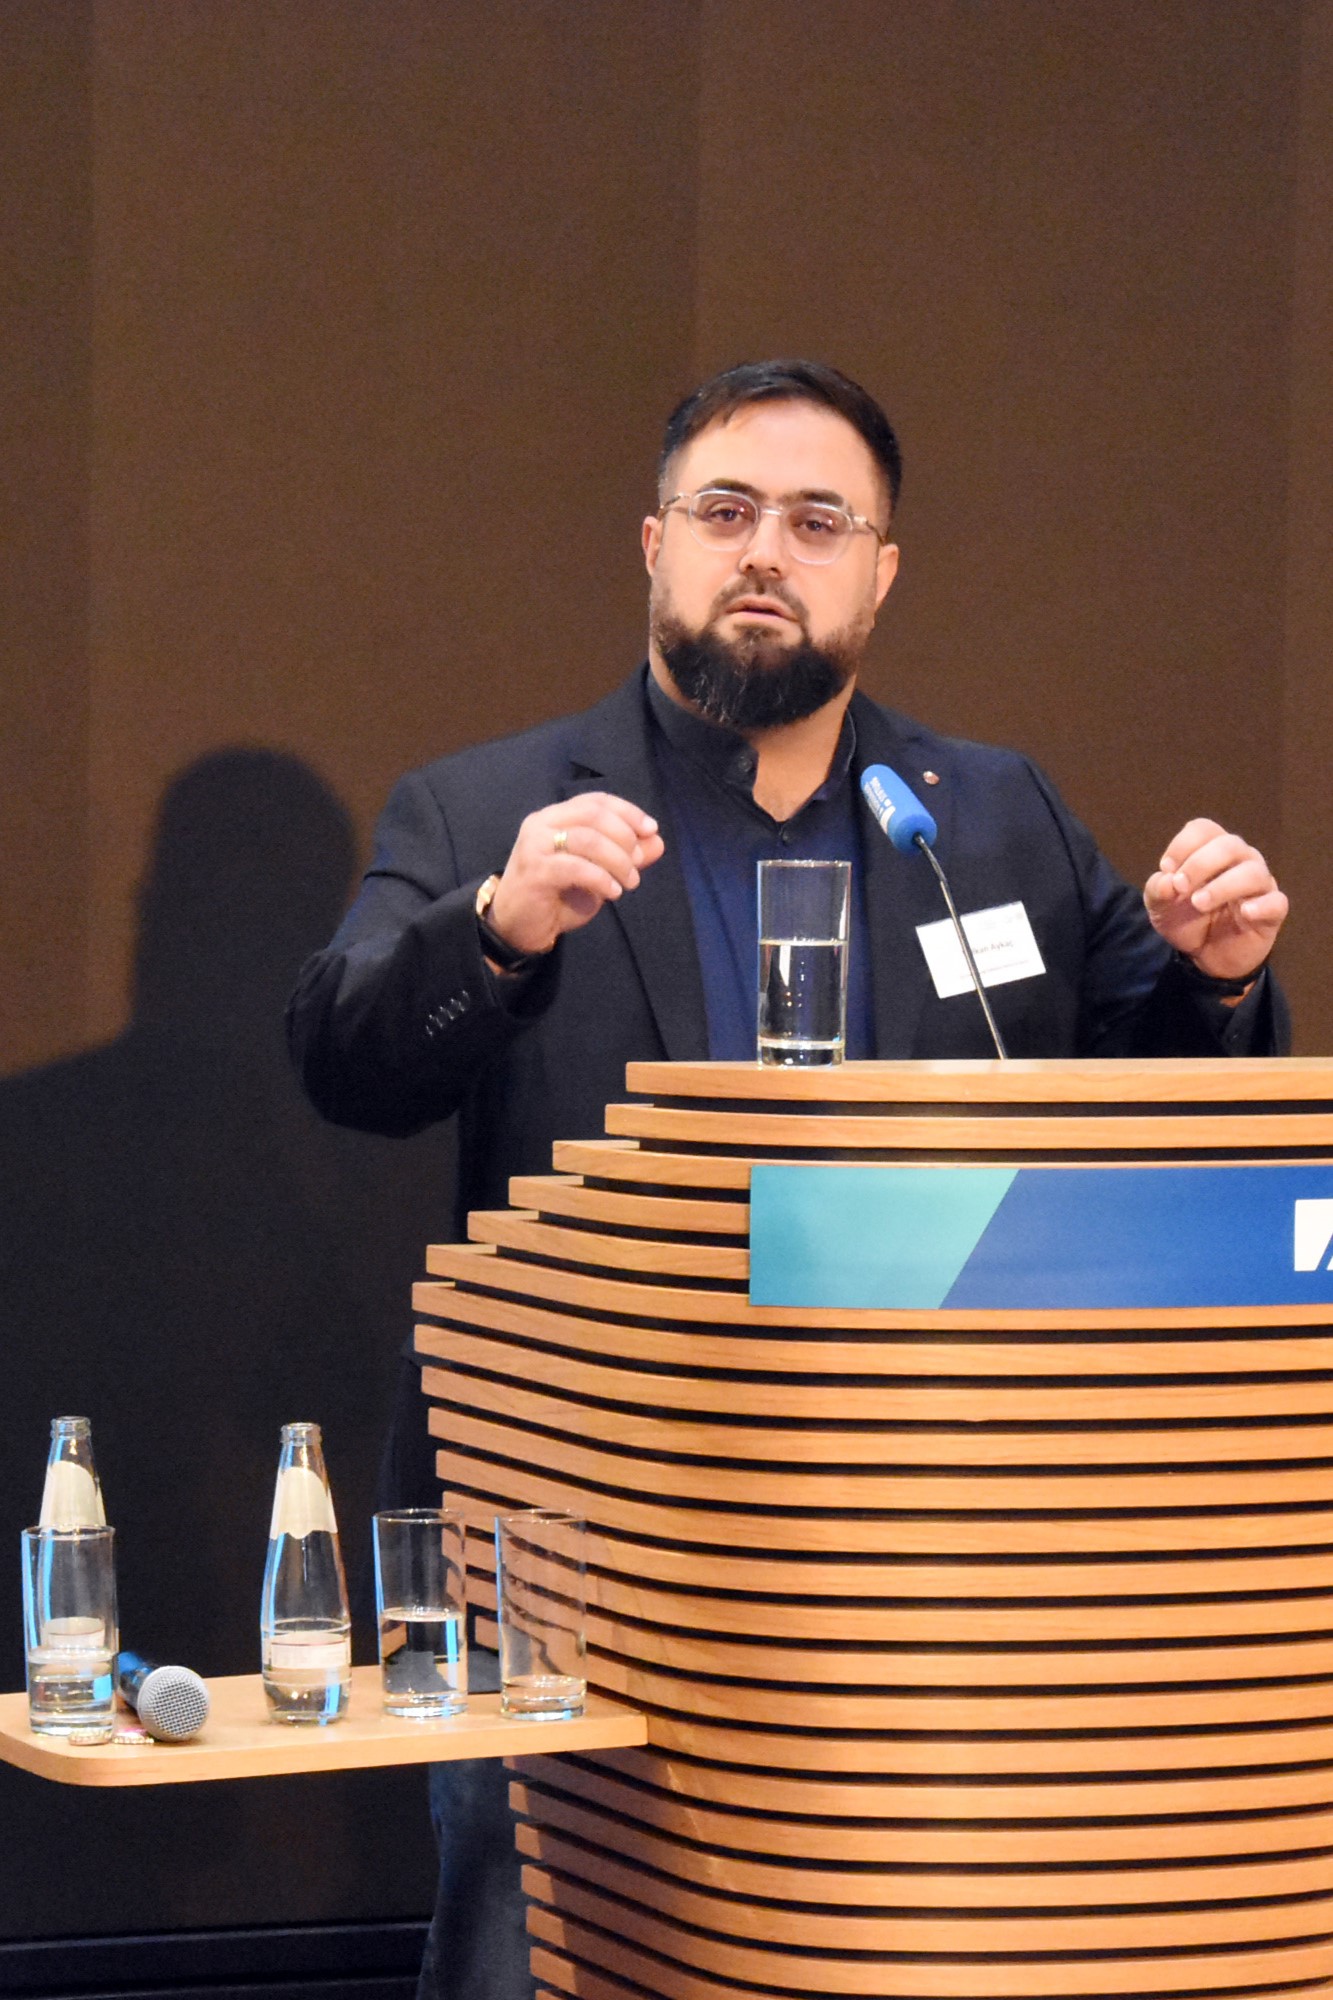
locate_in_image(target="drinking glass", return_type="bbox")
[757,859,851,1065]
[373,1507,468,1718]
[495,1511,586,1719]
[22,1524,118,1740]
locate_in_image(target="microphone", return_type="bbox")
[861,763,1009,1060]
[861,764,938,852]
[116,1652,211,1742]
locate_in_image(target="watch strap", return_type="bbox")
[1171,950,1262,999]
[475,875,539,973]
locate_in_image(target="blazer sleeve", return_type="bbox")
[286,768,559,1136]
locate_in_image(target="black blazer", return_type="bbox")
[288,669,1285,1231]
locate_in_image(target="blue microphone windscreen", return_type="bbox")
[861,764,938,852]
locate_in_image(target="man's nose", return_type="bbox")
[739,507,789,575]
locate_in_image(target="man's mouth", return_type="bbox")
[721,594,798,623]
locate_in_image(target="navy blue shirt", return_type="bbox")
[644,673,875,1061]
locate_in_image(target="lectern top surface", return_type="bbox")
[623,1058,1333,1105]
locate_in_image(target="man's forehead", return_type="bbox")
[666,400,885,509]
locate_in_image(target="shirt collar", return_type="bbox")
[643,664,858,807]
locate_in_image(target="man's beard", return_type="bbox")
[651,591,869,732]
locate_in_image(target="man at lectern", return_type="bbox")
[288,359,1289,2000]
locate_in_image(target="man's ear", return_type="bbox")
[642,514,663,576]
[874,540,899,610]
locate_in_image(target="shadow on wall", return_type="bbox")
[0,748,450,1940]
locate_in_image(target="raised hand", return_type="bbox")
[483,794,665,960]
[1144,818,1287,985]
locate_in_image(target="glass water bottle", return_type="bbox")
[260,1422,351,1724]
[39,1417,107,1529]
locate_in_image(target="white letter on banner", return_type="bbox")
[1293,1199,1333,1271]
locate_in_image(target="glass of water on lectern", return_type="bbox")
[757,859,851,1065]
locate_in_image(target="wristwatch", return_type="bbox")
[1171,951,1261,999]
[474,875,539,973]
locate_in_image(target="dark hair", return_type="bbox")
[659,358,902,518]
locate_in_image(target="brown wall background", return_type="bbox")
[5,0,1330,1078]
[2,0,1331,1952]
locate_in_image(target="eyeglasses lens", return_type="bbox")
[687,491,852,565]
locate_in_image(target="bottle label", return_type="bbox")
[269,1465,338,1540]
[39,1463,106,1529]
[266,1637,350,1670]
[40,1615,108,1649]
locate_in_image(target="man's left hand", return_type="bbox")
[1143,818,1288,985]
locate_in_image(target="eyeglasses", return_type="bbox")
[658,487,889,566]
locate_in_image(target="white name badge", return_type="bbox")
[916,900,1046,1000]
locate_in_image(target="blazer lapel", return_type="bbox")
[852,694,957,1058]
[555,674,965,1064]
[558,672,709,1061]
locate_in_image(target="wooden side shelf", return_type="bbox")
[0,1667,645,1787]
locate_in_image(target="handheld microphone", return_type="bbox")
[116,1652,211,1742]
[860,763,1009,1060]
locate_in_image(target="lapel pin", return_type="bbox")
[922,770,940,785]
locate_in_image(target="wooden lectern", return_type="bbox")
[414,1058,1333,2000]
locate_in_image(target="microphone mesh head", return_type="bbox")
[138,1664,211,1742]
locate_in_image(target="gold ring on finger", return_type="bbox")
[552,827,569,854]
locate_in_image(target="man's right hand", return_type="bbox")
[484,794,665,960]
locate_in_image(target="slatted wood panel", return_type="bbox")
[417,1059,1333,1998]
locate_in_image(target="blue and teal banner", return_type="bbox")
[748,1164,1333,1311]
